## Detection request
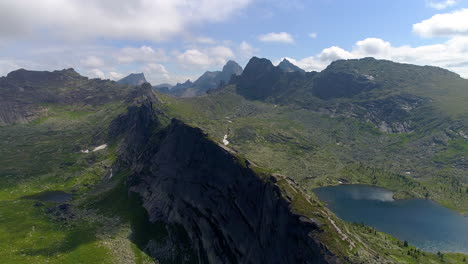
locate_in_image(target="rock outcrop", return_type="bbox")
[118,73,148,86]
[111,95,340,264]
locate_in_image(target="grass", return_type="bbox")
[0,102,143,264]
[0,200,111,264]
[158,87,468,261]
[159,87,468,213]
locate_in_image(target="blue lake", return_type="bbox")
[313,184,468,254]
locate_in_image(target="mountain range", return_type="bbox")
[0,57,466,264]
[152,60,243,97]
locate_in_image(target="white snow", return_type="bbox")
[92,144,107,152]
[364,74,375,80]
[223,135,229,145]
[80,144,108,153]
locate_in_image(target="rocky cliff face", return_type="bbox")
[111,95,340,264]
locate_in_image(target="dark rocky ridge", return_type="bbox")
[111,94,340,264]
[118,73,148,86]
[0,68,134,125]
[232,57,313,101]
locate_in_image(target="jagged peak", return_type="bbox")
[278,58,305,73]
[222,60,243,75]
[117,72,148,86]
[243,57,276,74]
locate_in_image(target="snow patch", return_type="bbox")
[364,74,375,80]
[223,135,229,145]
[93,144,107,152]
[80,144,108,153]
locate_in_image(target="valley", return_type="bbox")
[0,57,466,263]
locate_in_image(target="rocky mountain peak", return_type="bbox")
[278,58,305,73]
[222,60,243,76]
[243,57,276,75]
[117,73,147,86]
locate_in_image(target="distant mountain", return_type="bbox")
[117,73,147,86]
[0,68,135,125]
[155,60,243,97]
[278,58,305,73]
[232,57,314,100]
[152,83,173,94]
[153,83,173,89]
[231,56,468,134]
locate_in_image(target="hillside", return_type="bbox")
[0,66,466,264]
[163,57,468,214]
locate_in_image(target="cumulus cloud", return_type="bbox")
[117,46,167,64]
[288,36,468,77]
[238,41,257,60]
[108,71,125,80]
[80,56,104,68]
[413,8,468,38]
[258,32,295,44]
[427,0,458,10]
[88,68,106,79]
[143,63,169,80]
[0,0,252,42]
[177,46,234,67]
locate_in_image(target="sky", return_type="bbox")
[1,0,468,84]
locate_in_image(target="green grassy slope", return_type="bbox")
[0,103,157,264]
[160,85,468,214]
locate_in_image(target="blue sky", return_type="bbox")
[1,0,468,84]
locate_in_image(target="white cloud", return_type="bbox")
[427,0,458,10]
[258,32,295,44]
[289,36,468,77]
[0,0,252,42]
[239,41,257,60]
[142,63,170,82]
[195,37,216,44]
[177,46,234,67]
[108,71,125,80]
[308,32,318,39]
[318,46,355,62]
[80,56,104,68]
[88,68,106,79]
[413,8,468,38]
[117,46,167,64]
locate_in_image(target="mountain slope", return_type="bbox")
[162,57,468,214]
[0,68,133,125]
[118,73,147,86]
[278,58,305,73]
[0,66,466,264]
